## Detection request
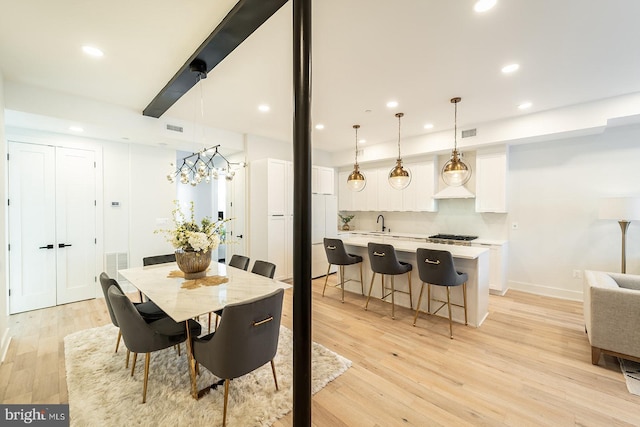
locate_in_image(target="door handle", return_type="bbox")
[39,244,54,249]
[237,234,243,239]
[58,243,72,248]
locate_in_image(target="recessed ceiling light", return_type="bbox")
[69,126,84,132]
[258,104,270,112]
[358,139,366,144]
[423,123,434,130]
[518,101,532,110]
[315,124,325,130]
[82,45,104,57]
[386,101,399,108]
[501,63,520,74]
[474,0,497,13]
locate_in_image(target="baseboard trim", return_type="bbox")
[508,280,582,301]
[1,328,11,363]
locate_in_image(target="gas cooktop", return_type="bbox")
[428,234,478,241]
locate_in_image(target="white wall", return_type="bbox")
[0,72,9,360]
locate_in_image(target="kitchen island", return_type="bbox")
[340,234,490,327]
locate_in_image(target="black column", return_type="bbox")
[292,0,312,425]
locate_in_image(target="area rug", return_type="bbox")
[619,358,640,396]
[64,324,351,426]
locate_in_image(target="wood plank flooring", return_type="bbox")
[1,275,638,426]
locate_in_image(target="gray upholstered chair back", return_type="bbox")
[100,272,123,327]
[229,254,250,271]
[416,248,466,286]
[324,238,361,265]
[251,260,276,279]
[193,288,284,379]
[368,243,410,275]
[142,253,176,266]
[107,285,183,354]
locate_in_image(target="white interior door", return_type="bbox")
[8,143,57,313]
[8,142,97,313]
[55,147,97,304]
[227,166,247,258]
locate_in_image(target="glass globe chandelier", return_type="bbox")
[347,124,366,192]
[388,112,411,190]
[442,97,471,186]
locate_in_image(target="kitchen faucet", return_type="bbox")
[376,214,386,232]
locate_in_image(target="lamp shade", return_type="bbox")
[598,197,640,221]
[347,167,366,192]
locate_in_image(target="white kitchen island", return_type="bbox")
[340,234,490,327]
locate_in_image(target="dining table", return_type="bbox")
[118,261,292,398]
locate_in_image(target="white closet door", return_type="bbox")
[8,142,57,313]
[55,147,97,305]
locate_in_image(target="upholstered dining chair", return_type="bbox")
[251,260,277,279]
[228,254,250,271]
[322,238,364,302]
[99,272,166,365]
[365,242,413,319]
[108,285,202,403]
[413,248,468,339]
[192,288,284,427]
[141,253,177,301]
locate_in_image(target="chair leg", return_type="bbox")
[126,349,130,368]
[177,343,181,357]
[215,314,220,330]
[270,359,279,390]
[115,330,121,353]
[427,283,432,314]
[365,272,377,310]
[340,265,345,303]
[446,287,453,339]
[463,283,468,325]
[391,276,396,319]
[413,282,426,326]
[322,264,331,297]
[359,262,364,295]
[131,353,138,376]
[407,271,413,310]
[223,378,230,427]
[208,313,212,333]
[142,353,150,403]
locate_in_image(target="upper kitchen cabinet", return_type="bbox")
[403,159,438,212]
[312,165,335,195]
[377,166,403,211]
[475,147,508,213]
[338,171,353,211]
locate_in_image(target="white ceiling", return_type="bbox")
[2,0,640,153]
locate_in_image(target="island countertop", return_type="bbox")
[341,235,489,259]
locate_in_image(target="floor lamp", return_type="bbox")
[598,197,640,273]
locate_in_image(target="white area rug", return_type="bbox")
[64,324,351,426]
[619,358,640,396]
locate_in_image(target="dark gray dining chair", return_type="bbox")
[323,238,364,302]
[99,272,166,366]
[251,260,276,279]
[228,254,250,271]
[413,248,468,339]
[141,253,177,301]
[108,285,202,403]
[365,242,413,319]
[192,288,284,427]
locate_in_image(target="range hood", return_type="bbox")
[433,185,475,199]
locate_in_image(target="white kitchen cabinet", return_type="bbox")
[337,171,353,211]
[265,158,288,215]
[377,167,403,211]
[475,148,508,213]
[363,168,378,211]
[472,241,508,295]
[267,215,293,281]
[317,166,334,194]
[403,160,437,212]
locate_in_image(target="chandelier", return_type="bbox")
[388,112,411,190]
[167,145,243,186]
[442,97,471,186]
[347,124,366,192]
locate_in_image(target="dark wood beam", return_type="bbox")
[142,0,288,118]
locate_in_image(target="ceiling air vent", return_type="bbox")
[461,128,476,138]
[166,124,184,133]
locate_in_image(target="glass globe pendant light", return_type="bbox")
[347,124,366,192]
[388,112,411,190]
[442,97,471,186]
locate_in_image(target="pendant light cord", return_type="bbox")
[454,100,458,151]
[396,112,404,160]
[354,125,359,165]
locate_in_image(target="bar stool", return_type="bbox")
[323,238,364,302]
[413,248,468,339]
[365,242,412,319]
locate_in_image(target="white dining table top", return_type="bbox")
[118,262,292,323]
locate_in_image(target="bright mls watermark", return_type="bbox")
[1,405,68,426]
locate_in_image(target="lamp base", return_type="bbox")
[619,220,630,274]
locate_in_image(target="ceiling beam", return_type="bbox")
[142,0,288,118]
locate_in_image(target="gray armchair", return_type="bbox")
[108,285,202,403]
[192,288,284,426]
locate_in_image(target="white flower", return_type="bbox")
[188,232,210,252]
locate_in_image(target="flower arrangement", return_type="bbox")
[339,214,355,231]
[156,201,229,253]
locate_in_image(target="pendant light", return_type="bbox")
[347,124,366,192]
[388,112,411,190]
[442,97,471,186]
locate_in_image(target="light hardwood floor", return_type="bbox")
[1,275,638,426]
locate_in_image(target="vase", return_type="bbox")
[342,223,350,231]
[175,249,212,279]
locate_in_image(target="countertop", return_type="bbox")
[341,235,489,260]
[340,230,507,246]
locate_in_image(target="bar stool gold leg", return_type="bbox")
[463,282,468,325]
[446,287,453,339]
[407,271,413,310]
[391,276,396,319]
[322,264,332,297]
[340,265,345,303]
[413,282,426,326]
[427,283,432,314]
[359,263,364,295]
[365,272,377,310]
